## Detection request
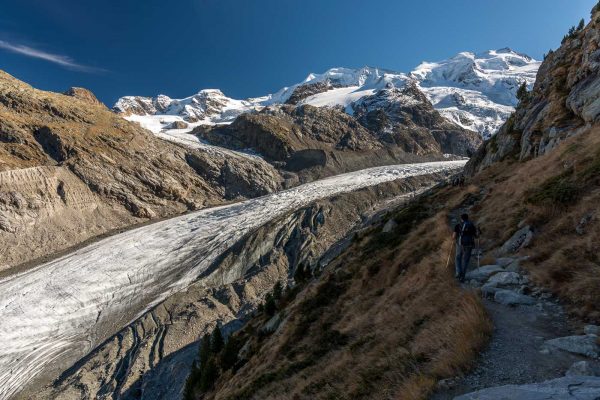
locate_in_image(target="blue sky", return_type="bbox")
[0,0,596,105]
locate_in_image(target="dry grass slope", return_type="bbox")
[468,127,600,321]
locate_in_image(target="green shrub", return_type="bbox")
[527,170,579,206]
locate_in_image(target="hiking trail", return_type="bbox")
[431,204,600,399]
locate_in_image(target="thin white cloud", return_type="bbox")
[0,39,105,73]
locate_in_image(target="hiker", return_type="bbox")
[453,213,478,282]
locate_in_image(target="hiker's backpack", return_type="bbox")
[459,221,477,246]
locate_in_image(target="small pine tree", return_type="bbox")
[568,26,576,36]
[516,81,529,103]
[199,357,218,392]
[183,361,202,400]
[273,281,283,301]
[211,327,225,354]
[264,293,277,317]
[594,1,600,16]
[220,336,240,371]
[199,333,211,367]
[578,18,585,31]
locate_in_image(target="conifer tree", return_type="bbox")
[220,336,240,371]
[568,26,576,36]
[199,333,211,367]
[578,18,586,30]
[199,357,218,392]
[273,281,283,301]
[516,82,529,103]
[264,293,277,317]
[183,361,202,400]
[211,326,225,354]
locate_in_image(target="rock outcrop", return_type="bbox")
[63,87,105,107]
[353,83,481,156]
[454,376,600,400]
[467,11,600,173]
[195,92,480,179]
[0,70,281,271]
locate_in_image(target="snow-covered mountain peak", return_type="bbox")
[411,48,541,138]
[114,48,540,139]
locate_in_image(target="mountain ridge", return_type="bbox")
[114,49,539,140]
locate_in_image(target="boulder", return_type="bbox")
[585,325,600,335]
[545,335,600,358]
[566,361,600,377]
[493,289,536,306]
[495,257,516,267]
[260,313,282,334]
[486,271,526,287]
[480,284,500,297]
[499,226,533,255]
[168,120,189,129]
[504,259,522,273]
[454,376,600,399]
[465,265,504,281]
[382,219,398,233]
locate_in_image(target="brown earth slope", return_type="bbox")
[0,70,281,271]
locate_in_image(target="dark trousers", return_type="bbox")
[455,244,473,281]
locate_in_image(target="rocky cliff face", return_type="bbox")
[467,12,600,173]
[353,83,481,156]
[0,70,281,271]
[284,79,344,105]
[412,48,540,139]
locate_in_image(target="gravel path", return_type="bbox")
[431,294,592,399]
[432,206,600,399]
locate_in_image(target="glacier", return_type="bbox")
[0,161,465,399]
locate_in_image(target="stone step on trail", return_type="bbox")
[453,375,600,400]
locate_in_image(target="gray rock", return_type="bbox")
[260,313,282,334]
[495,257,516,267]
[486,271,525,287]
[480,284,500,297]
[454,376,600,399]
[585,325,600,335]
[566,361,600,377]
[576,213,594,235]
[493,289,536,306]
[504,259,522,273]
[499,226,533,255]
[545,335,600,358]
[382,219,398,233]
[465,265,504,281]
